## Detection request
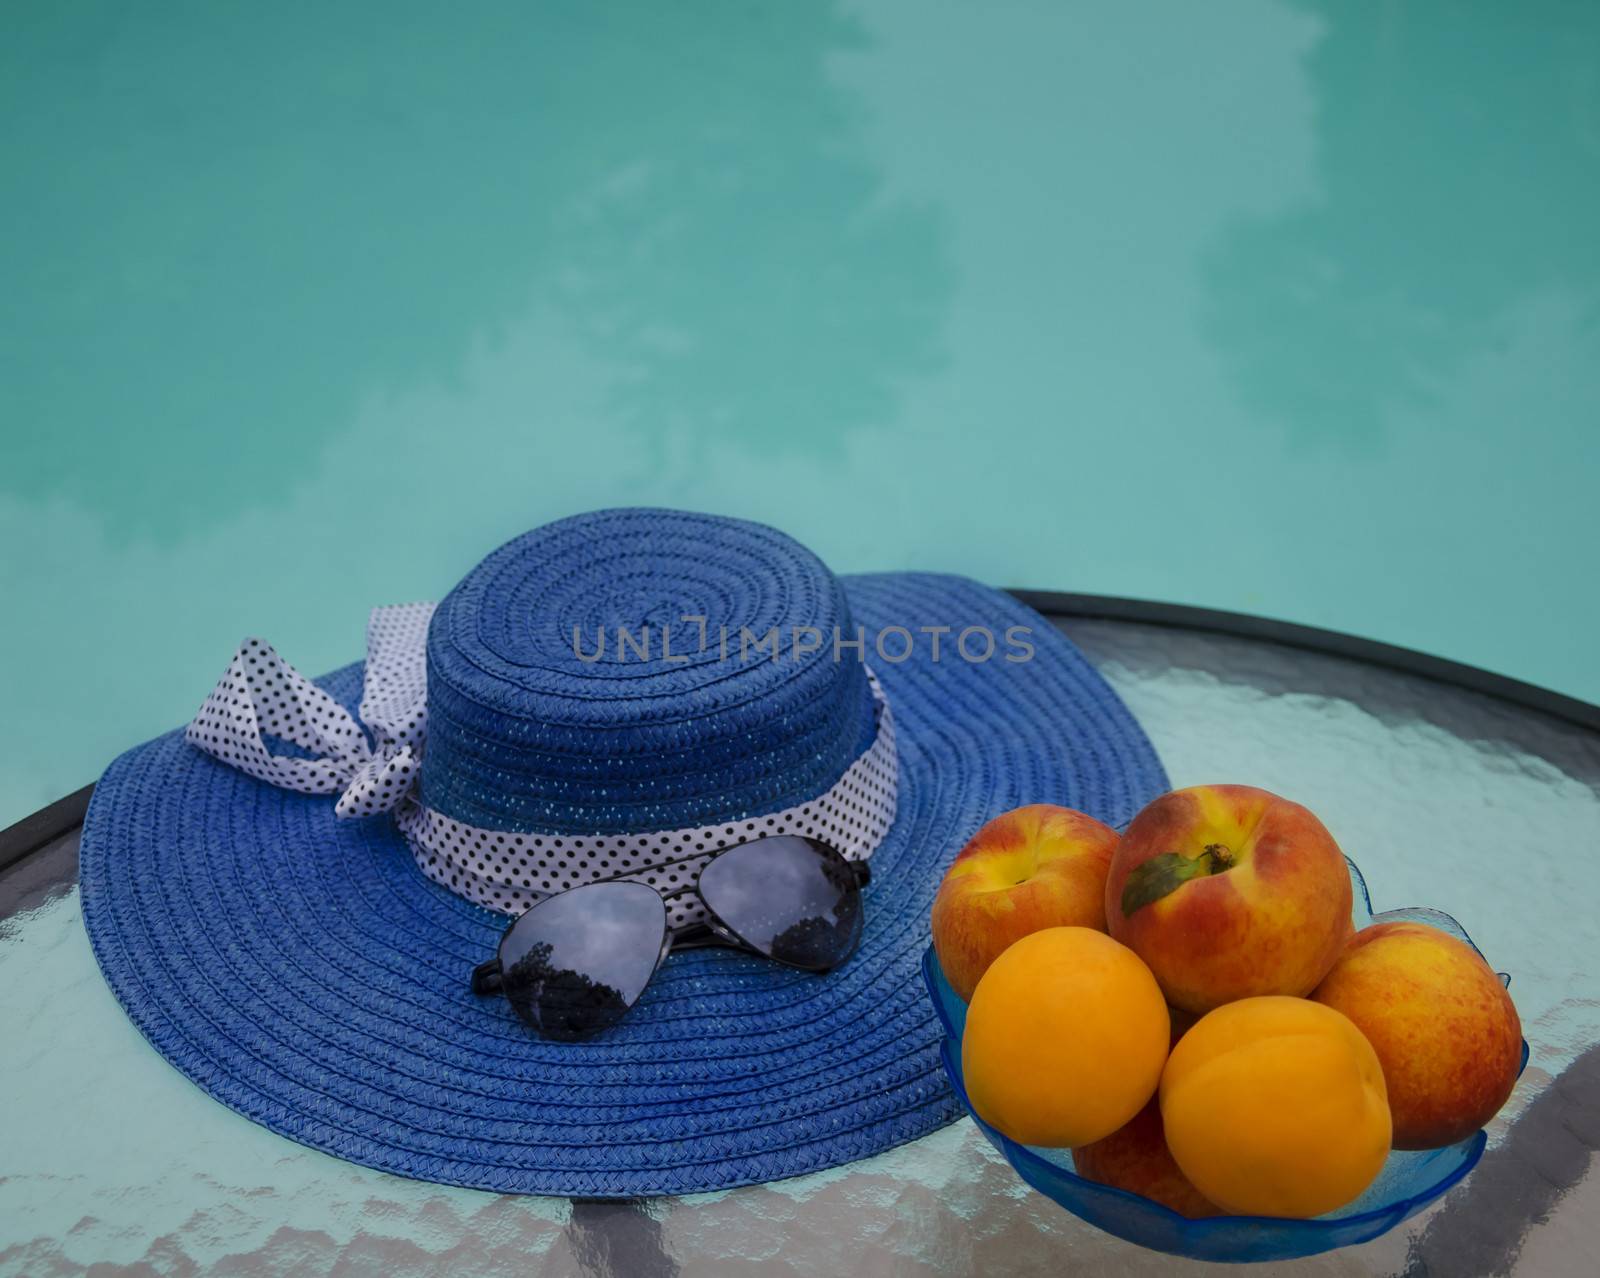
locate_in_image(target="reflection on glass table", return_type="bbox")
[2,611,1597,1277]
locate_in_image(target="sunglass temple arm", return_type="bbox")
[471,959,503,995]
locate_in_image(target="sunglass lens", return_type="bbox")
[697,836,864,971]
[496,881,666,1041]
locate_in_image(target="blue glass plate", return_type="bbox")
[920,858,1530,1262]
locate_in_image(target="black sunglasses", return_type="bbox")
[470,835,870,1041]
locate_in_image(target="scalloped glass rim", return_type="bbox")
[921,857,1531,1263]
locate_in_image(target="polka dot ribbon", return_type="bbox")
[397,674,897,925]
[185,603,434,820]
[185,604,900,921]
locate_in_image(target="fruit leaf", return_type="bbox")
[1120,852,1213,916]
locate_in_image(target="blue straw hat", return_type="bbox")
[79,508,1166,1197]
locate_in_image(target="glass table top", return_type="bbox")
[3,613,1596,1276]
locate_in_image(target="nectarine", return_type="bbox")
[1072,1098,1220,1218]
[1312,920,1521,1149]
[1106,785,1352,1013]
[932,804,1118,1001]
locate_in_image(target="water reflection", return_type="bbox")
[0,0,949,825]
[2,1,947,540]
[1202,0,1600,448]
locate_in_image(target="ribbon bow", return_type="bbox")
[185,603,435,819]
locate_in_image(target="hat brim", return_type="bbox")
[79,573,1167,1197]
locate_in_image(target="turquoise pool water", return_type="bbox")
[4,0,1597,827]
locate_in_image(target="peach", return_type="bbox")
[1160,996,1391,1218]
[1105,785,1352,1013]
[1313,920,1522,1149]
[963,927,1169,1148]
[1166,1004,1200,1045]
[1073,1098,1221,1218]
[932,804,1118,1001]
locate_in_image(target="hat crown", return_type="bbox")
[419,508,876,834]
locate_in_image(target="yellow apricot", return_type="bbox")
[1159,997,1391,1218]
[962,927,1169,1147]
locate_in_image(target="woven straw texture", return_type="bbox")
[421,509,877,833]
[80,558,1166,1197]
